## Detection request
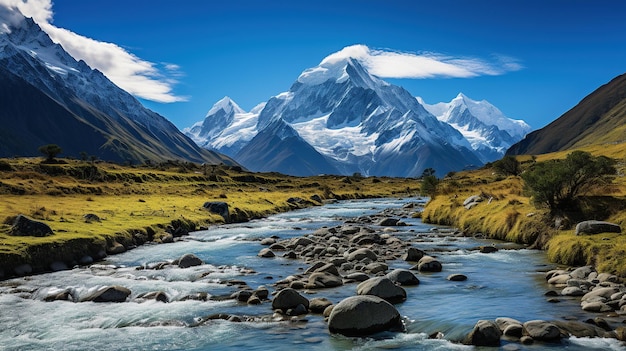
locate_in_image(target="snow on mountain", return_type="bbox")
[0,10,233,165]
[184,97,264,157]
[188,45,531,176]
[419,93,531,162]
[190,46,481,177]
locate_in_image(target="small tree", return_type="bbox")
[421,168,436,178]
[522,151,616,212]
[38,144,62,162]
[421,175,439,198]
[492,155,521,176]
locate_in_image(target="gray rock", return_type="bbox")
[357,277,407,303]
[495,317,523,338]
[463,320,501,346]
[416,256,442,272]
[403,247,425,262]
[258,248,275,258]
[561,286,585,296]
[344,272,370,282]
[107,241,126,254]
[447,273,467,281]
[463,195,483,206]
[569,265,595,279]
[328,295,402,336]
[575,220,621,235]
[82,286,131,303]
[177,253,204,268]
[365,262,388,274]
[523,320,561,342]
[377,218,400,226]
[202,201,230,222]
[309,297,333,313]
[347,248,378,262]
[308,272,343,288]
[10,214,53,237]
[386,269,420,286]
[271,288,309,312]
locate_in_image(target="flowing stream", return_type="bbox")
[1,198,625,350]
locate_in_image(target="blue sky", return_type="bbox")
[9,0,626,130]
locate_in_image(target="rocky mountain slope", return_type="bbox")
[0,13,234,165]
[507,73,626,156]
[187,48,533,177]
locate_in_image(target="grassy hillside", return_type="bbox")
[0,158,418,277]
[423,143,626,277]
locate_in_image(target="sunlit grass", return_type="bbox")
[0,158,419,271]
[424,143,626,277]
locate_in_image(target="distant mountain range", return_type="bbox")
[186,48,530,177]
[0,13,234,165]
[507,73,626,156]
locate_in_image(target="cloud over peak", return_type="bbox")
[323,44,523,79]
[0,0,185,103]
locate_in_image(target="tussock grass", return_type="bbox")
[424,145,626,277]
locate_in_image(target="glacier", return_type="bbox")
[187,45,531,177]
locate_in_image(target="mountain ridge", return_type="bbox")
[507,72,626,156]
[187,47,530,177]
[0,13,234,165]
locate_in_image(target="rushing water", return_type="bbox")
[1,198,625,351]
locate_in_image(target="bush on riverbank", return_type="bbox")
[423,146,626,278]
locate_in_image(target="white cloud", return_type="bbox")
[324,44,523,79]
[0,0,185,103]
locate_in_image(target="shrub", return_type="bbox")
[492,155,521,176]
[38,144,62,162]
[521,151,616,212]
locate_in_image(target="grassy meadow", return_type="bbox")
[0,158,418,275]
[422,142,626,277]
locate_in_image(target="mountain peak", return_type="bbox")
[297,45,385,89]
[206,96,244,116]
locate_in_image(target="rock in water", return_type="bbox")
[176,253,204,268]
[81,286,131,303]
[328,295,402,336]
[463,320,502,346]
[357,277,407,303]
[271,288,309,312]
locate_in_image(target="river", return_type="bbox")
[1,198,624,350]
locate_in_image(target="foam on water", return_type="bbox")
[2,198,625,351]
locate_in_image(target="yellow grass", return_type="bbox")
[423,145,626,277]
[0,158,419,273]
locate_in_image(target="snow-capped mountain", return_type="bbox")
[419,93,532,162]
[0,10,234,165]
[184,97,264,157]
[188,48,489,177]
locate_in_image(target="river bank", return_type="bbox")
[3,198,625,350]
[0,158,419,279]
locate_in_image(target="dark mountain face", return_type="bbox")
[507,73,626,156]
[0,16,235,165]
[235,120,340,176]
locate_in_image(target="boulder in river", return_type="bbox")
[357,277,406,303]
[415,255,442,272]
[176,253,204,268]
[327,295,402,336]
[463,320,501,346]
[386,269,420,286]
[523,320,562,342]
[81,286,131,303]
[271,288,309,313]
